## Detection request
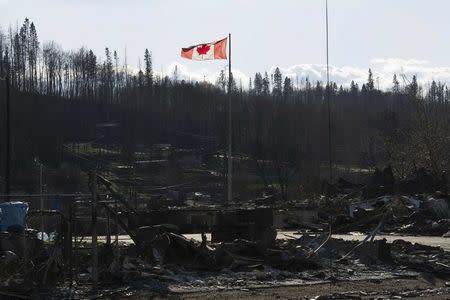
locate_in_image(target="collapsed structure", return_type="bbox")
[0,166,450,298]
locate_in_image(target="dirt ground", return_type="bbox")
[143,276,450,299]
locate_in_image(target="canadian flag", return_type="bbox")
[181,37,227,60]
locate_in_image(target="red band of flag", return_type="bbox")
[181,37,227,60]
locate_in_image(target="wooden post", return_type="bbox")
[115,197,119,244]
[106,206,111,245]
[68,200,73,288]
[89,170,98,293]
[73,199,78,283]
[40,163,44,239]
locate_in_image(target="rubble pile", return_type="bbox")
[320,166,450,236]
[100,226,320,277]
[391,239,450,275]
[1,166,450,297]
[3,221,450,297]
[0,229,61,297]
[62,228,450,293]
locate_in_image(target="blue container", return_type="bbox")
[0,201,29,231]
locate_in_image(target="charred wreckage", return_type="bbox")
[0,167,450,298]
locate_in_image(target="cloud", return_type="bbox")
[275,59,450,90]
[369,58,450,88]
[156,62,250,88]
[272,64,368,88]
[146,58,450,90]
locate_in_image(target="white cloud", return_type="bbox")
[272,64,368,88]
[144,58,450,90]
[369,58,450,88]
[275,59,450,90]
[157,62,249,88]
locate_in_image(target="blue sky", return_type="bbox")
[2,0,450,88]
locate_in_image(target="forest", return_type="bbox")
[0,18,449,195]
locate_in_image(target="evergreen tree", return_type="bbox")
[305,77,311,91]
[0,27,4,77]
[350,80,358,97]
[429,80,438,102]
[392,74,400,94]
[3,48,9,79]
[137,57,144,88]
[253,72,263,95]
[283,76,293,98]
[262,72,270,95]
[272,67,283,97]
[361,83,367,94]
[104,47,114,103]
[367,68,374,91]
[216,69,227,91]
[19,18,29,91]
[13,32,22,88]
[87,49,97,98]
[407,75,419,98]
[228,72,237,93]
[144,48,153,88]
[28,22,39,92]
[113,50,119,95]
[172,65,179,82]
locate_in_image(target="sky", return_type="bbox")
[2,0,450,89]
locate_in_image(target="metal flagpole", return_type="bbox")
[325,0,335,289]
[5,76,10,201]
[227,33,232,204]
[326,0,332,182]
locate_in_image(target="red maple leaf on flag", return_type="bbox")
[197,44,211,55]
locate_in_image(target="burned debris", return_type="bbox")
[317,166,450,237]
[0,166,449,298]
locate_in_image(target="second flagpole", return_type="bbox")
[326,0,332,182]
[227,33,232,204]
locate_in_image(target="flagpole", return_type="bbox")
[326,0,332,182]
[227,33,232,204]
[325,0,334,287]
